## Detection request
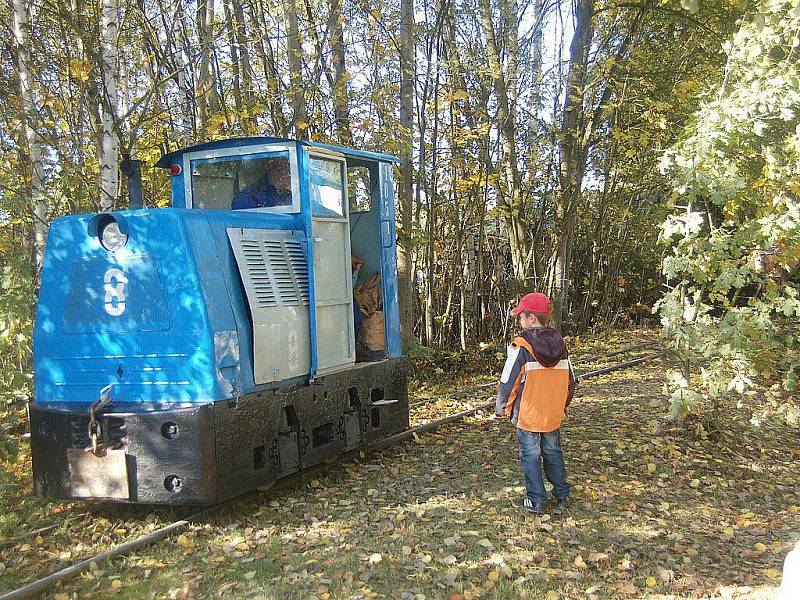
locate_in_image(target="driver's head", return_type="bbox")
[266,159,291,192]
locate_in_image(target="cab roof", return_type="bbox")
[156,137,401,168]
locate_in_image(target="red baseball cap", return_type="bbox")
[511,292,553,315]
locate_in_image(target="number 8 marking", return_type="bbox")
[103,268,128,316]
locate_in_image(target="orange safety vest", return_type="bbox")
[504,336,571,432]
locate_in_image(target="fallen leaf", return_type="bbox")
[656,566,674,583]
[589,552,608,562]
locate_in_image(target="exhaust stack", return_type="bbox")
[121,155,143,210]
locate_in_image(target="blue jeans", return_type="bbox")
[516,428,570,505]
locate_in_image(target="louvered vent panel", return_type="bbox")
[286,242,310,303]
[231,231,309,308]
[227,228,312,384]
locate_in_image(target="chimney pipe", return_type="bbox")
[121,154,144,210]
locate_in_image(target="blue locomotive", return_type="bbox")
[30,138,409,504]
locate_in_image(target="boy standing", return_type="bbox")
[496,293,576,515]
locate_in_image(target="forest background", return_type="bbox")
[1,0,798,458]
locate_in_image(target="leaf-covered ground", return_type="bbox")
[1,330,798,599]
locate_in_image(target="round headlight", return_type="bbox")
[100,220,128,251]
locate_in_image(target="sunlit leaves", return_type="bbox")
[658,0,800,419]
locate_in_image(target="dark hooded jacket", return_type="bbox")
[496,327,576,432]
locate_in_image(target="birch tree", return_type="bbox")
[98,0,123,210]
[11,0,48,270]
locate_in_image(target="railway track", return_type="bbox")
[1,340,667,600]
[409,340,663,410]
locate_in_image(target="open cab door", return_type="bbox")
[307,149,356,378]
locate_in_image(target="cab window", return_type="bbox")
[310,157,346,217]
[190,152,297,212]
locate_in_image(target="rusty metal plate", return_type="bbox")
[67,448,129,500]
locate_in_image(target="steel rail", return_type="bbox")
[1,350,665,600]
[410,345,664,408]
[570,341,659,365]
[404,351,667,429]
[0,519,197,600]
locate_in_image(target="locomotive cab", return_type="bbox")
[30,138,409,504]
[159,138,403,384]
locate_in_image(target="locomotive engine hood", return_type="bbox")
[34,209,250,408]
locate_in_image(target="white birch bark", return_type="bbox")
[11,0,48,271]
[99,0,123,211]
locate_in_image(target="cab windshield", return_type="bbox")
[190,152,296,212]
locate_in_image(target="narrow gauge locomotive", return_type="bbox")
[30,138,409,504]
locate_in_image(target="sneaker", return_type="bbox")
[553,496,571,514]
[520,497,545,515]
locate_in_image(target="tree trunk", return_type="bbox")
[231,0,256,132]
[330,0,354,146]
[222,0,245,122]
[397,0,415,347]
[197,0,221,138]
[250,0,288,136]
[554,0,594,322]
[460,223,478,349]
[284,0,308,139]
[175,13,196,142]
[478,0,528,284]
[98,0,122,211]
[11,0,48,272]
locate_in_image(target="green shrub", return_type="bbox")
[657,2,800,423]
[0,256,34,460]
